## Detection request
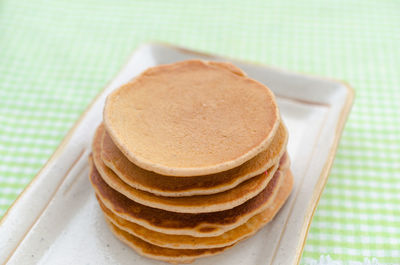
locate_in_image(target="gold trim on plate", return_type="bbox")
[293,82,354,265]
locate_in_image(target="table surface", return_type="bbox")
[0,1,399,264]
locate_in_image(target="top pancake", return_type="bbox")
[104,60,280,176]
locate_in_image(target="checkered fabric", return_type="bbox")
[0,0,399,264]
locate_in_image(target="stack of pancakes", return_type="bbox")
[89,60,293,264]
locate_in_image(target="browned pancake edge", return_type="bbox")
[105,219,232,264]
[89,157,287,237]
[101,122,288,197]
[97,169,293,249]
[93,124,288,213]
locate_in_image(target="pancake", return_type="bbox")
[89,157,288,237]
[97,171,293,249]
[105,220,231,264]
[93,125,287,213]
[101,122,288,197]
[207,61,247,76]
[103,60,280,176]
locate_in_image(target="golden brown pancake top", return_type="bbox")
[104,60,280,176]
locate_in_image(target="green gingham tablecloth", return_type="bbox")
[1,0,399,264]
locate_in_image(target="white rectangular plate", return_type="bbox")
[0,43,354,265]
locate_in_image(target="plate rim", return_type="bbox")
[0,42,355,265]
[293,79,354,264]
